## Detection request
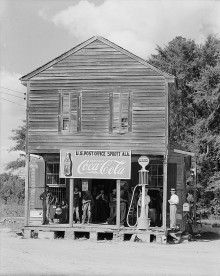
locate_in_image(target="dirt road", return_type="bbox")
[0,228,219,276]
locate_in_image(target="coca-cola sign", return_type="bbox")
[60,150,131,179]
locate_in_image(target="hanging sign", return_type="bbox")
[138,156,149,169]
[60,150,131,179]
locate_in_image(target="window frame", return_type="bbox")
[58,90,82,133]
[45,162,66,188]
[148,164,163,188]
[109,91,133,134]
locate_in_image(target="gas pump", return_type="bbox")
[126,156,150,230]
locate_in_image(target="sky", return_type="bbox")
[0,0,220,173]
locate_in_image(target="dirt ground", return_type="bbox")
[0,225,220,276]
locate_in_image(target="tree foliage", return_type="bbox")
[6,121,26,172]
[149,34,220,217]
[0,173,25,204]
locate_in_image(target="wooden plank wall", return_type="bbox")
[29,158,45,209]
[27,39,166,155]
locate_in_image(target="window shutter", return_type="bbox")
[70,92,78,132]
[58,91,63,133]
[77,91,82,132]
[121,92,129,133]
[109,92,113,133]
[113,92,120,133]
[128,92,133,132]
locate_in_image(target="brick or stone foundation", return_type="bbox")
[23,229,32,239]
[136,233,151,243]
[65,231,75,240]
[38,231,54,239]
[113,232,123,241]
[90,232,97,241]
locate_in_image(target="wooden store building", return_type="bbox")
[20,36,192,242]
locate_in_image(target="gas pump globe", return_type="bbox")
[137,156,150,230]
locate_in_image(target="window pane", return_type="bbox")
[151,165,157,176]
[46,163,53,174]
[47,175,53,184]
[54,163,59,173]
[158,177,163,187]
[150,177,157,187]
[158,165,163,176]
[60,178,66,184]
[63,118,69,130]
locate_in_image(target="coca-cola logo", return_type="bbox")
[77,160,125,175]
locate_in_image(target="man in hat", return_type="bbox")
[168,188,179,229]
[39,186,54,225]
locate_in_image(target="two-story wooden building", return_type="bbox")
[20,36,192,242]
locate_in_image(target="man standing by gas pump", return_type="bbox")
[168,188,179,229]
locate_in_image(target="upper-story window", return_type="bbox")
[109,92,133,134]
[58,91,82,133]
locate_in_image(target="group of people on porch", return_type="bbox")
[39,182,167,227]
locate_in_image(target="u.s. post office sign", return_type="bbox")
[60,150,131,179]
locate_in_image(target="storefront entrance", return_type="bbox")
[90,179,116,224]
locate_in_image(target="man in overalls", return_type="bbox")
[39,186,54,225]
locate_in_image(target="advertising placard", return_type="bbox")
[60,150,131,179]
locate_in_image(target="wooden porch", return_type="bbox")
[23,221,166,243]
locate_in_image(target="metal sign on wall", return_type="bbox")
[60,150,131,179]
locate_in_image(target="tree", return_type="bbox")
[5,121,26,171]
[0,173,25,204]
[148,34,220,218]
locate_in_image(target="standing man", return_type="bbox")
[120,182,130,226]
[73,186,81,223]
[82,190,93,224]
[39,186,54,225]
[168,188,179,229]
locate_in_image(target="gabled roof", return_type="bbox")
[20,36,175,83]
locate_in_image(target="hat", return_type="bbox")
[171,188,176,192]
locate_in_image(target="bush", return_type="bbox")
[0,173,25,205]
[0,202,24,218]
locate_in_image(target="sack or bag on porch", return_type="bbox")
[49,205,56,219]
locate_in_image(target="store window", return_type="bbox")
[46,162,66,187]
[149,164,163,187]
[46,162,67,203]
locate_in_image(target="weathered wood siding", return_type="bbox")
[29,158,45,209]
[27,39,167,155]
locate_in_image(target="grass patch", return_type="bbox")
[0,204,24,218]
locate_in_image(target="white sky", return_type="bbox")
[0,0,220,172]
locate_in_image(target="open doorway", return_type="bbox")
[148,189,163,227]
[90,179,116,224]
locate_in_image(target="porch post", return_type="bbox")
[162,155,168,230]
[24,81,30,227]
[116,179,121,228]
[24,153,30,226]
[69,179,74,227]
